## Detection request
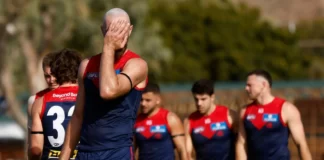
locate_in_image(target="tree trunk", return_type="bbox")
[19,34,47,94]
[0,0,29,132]
[0,53,28,132]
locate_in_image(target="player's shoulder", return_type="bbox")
[271,96,286,107]
[35,88,51,99]
[159,108,171,115]
[80,56,91,68]
[124,50,147,64]
[217,105,228,109]
[41,88,59,100]
[78,56,92,78]
[164,109,179,119]
[166,110,182,126]
[216,105,231,112]
[83,54,102,66]
[125,56,147,69]
[245,100,256,108]
[188,111,200,120]
[275,96,286,102]
[37,88,51,94]
[135,113,146,122]
[31,95,45,114]
[280,100,301,123]
[282,100,299,114]
[241,100,256,112]
[227,107,238,118]
[126,50,140,57]
[238,104,250,118]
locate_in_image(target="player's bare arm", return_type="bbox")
[29,97,44,160]
[59,59,88,160]
[27,96,35,126]
[282,102,312,160]
[184,118,194,160]
[100,20,148,100]
[228,109,239,134]
[167,112,188,160]
[27,96,35,150]
[236,108,247,160]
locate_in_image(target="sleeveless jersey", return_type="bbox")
[28,88,52,129]
[134,108,174,160]
[35,88,52,100]
[41,86,78,160]
[79,50,145,151]
[243,97,289,160]
[189,106,235,160]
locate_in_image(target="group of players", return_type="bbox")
[26,7,312,160]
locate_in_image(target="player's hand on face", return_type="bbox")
[104,19,130,50]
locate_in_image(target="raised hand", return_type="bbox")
[104,19,130,50]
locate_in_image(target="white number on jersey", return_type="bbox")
[47,105,75,147]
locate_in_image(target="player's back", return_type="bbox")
[243,97,289,160]
[79,50,145,151]
[189,106,235,160]
[41,86,78,160]
[134,108,175,160]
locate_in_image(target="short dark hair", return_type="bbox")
[191,79,214,95]
[143,83,160,94]
[247,69,272,87]
[42,52,56,70]
[50,49,82,85]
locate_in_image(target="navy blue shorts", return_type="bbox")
[76,147,134,160]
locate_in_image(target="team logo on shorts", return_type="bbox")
[210,122,227,131]
[263,114,278,122]
[150,125,166,133]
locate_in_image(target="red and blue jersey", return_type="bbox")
[28,88,52,129]
[134,108,175,160]
[243,97,289,160]
[35,88,52,100]
[41,86,78,160]
[79,50,145,151]
[189,106,235,160]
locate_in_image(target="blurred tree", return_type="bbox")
[0,0,89,130]
[147,0,310,82]
[297,19,324,79]
[65,0,172,82]
[0,0,30,131]
[0,0,171,130]
[0,0,318,130]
